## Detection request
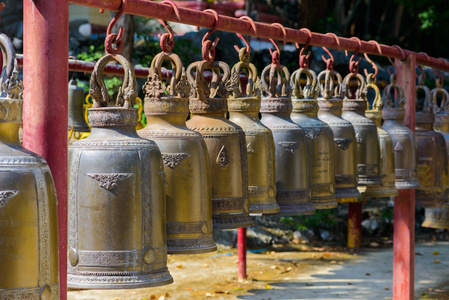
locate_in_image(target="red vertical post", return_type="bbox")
[237,227,247,281]
[23,1,69,299]
[347,202,362,249]
[393,56,416,300]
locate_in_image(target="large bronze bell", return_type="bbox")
[0,34,60,299]
[138,50,216,254]
[433,80,449,156]
[68,54,172,288]
[317,69,361,201]
[415,78,448,207]
[68,78,90,133]
[365,75,398,197]
[290,67,337,209]
[186,59,254,229]
[228,47,279,215]
[341,72,383,197]
[422,205,449,229]
[259,55,315,216]
[381,74,420,189]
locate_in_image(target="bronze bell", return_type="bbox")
[68,54,173,288]
[259,54,315,216]
[290,67,337,209]
[341,72,383,197]
[365,74,398,197]
[139,50,216,254]
[382,74,420,189]
[422,205,449,229]
[415,78,449,207]
[317,69,362,201]
[433,80,449,157]
[68,78,90,133]
[228,47,280,215]
[186,60,254,229]
[0,34,60,299]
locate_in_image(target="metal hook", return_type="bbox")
[392,45,407,60]
[234,16,256,54]
[239,16,257,34]
[161,0,181,21]
[347,37,361,74]
[325,33,340,52]
[295,28,312,69]
[158,19,175,52]
[321,47,334,71]
[200,9,220,62]
[268,23,286,65]
[416,65,426,86]
[105,0,127,54]
[363,53,378,79]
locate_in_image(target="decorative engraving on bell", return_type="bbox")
[186,59,254,229]
[422,205,449,229]
[415,76,449,207]
[68,53,173,288]
[228,47,280,215]
[381,74,420,189]
[138,50,216,254]
[365,74,398,198]
[317,68,362,201]
[290,67,337,209]
[68,78,90,132]
[341,71,383,197]
[259,55,315,216]
[0,33,60,299]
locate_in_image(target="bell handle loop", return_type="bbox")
[261,63,290,97]
[416,83,433,113]
[431,87,449,114]
[231,51,258,97]
[90,54,137,109]
[292,68,317,99]
[366,81,382,111]
[150,51,183,95]
[0,33,16,90]
[343,73,366,100]
[382,79,405,109]
[317,69,342,99]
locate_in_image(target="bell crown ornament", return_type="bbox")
[68,53,173,288]
[0,33,60,299]
[186,37,254,229]
[227,46,279,214]
[139,43,216,254]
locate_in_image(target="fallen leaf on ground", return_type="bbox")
[385,287,390,291]
[323,252,331,258]
[185,288,193,291]
[370,242,379,247]
[348,283,352,285]
[433,251,439,255]
[330,261,337,264]
[150,295,157,300]
[365,273,371,276]
[265,285,272,289]
[305,283,314,286]
[415,252,423,256]
[128,292,137,295]
[176,265,183,269]
[435,259,440,264]
[202,264,209,268]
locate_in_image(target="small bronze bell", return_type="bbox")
[228,47,279,215]
[422,205,449,229]
[139,50,216,254]
[68,78,90,133]
[290,67,337,209]
[317,68,361,201]
[415,78,449,207]
[433,79,449,155]
[260,51,315,216]
[68,54,172,288]
[186,59,254,229]
[365,74,398,197]
[382,74,420,189]
[0,34,60,299]
[342,72,383,197]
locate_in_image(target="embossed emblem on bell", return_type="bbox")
[138,44,216,254]
[68,78,90,133]
[0,34,60,299]
[422,205,449,229]
[228,46,280,215]
[341,69,383,197]
[185,42,254,229]
[259,46,315,216]
[415,75,448,207]
[365,74,398,198]
[68,54,173,288]
[316,61,361,202]
[290,64,337,209]
[382,74,420,189]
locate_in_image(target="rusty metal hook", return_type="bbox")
[325,33,340,52]
[392,45,407,61]
[417,65,426,85]
[234,16,256,55]
[269,23,286,65]
[239,16,257,34]
[346,37,361,74]
[161,0,181,21]
[105,0,127,54]
[363,40,381,79]
[158,19,175,52]
[321,47,334,71]
[200,9,220,62]
[295,28,312,69]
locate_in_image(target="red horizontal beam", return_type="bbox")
[69,0,449,71]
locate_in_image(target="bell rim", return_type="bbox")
[249,201,281,215]
[212,214,254,230]
[271,203,316,216]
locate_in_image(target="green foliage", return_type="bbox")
[418,6,435,30]
[77,44,104,62]
[281,209,338,231]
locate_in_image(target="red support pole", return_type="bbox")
[393,56,416,300]
[23,1,69,299]
[347,202,362,249]
[237,227,247,281]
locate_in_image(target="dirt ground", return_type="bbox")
[68,242,449,300]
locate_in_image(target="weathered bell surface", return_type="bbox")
[138,50,216,254]
[186,59,254,229]
[68,78,90,133]
[0,34,60,299]
[381,74,420,189]
[433,81,449,155]
[317,69,362,201]
[341,72,383,197]
[415,79,449,207]
[422,205,449,229]
[365,75,398,198]
[68,54,172,288]
[259,56,315,216]
[228,48,279,215]
[290,67,337,209]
